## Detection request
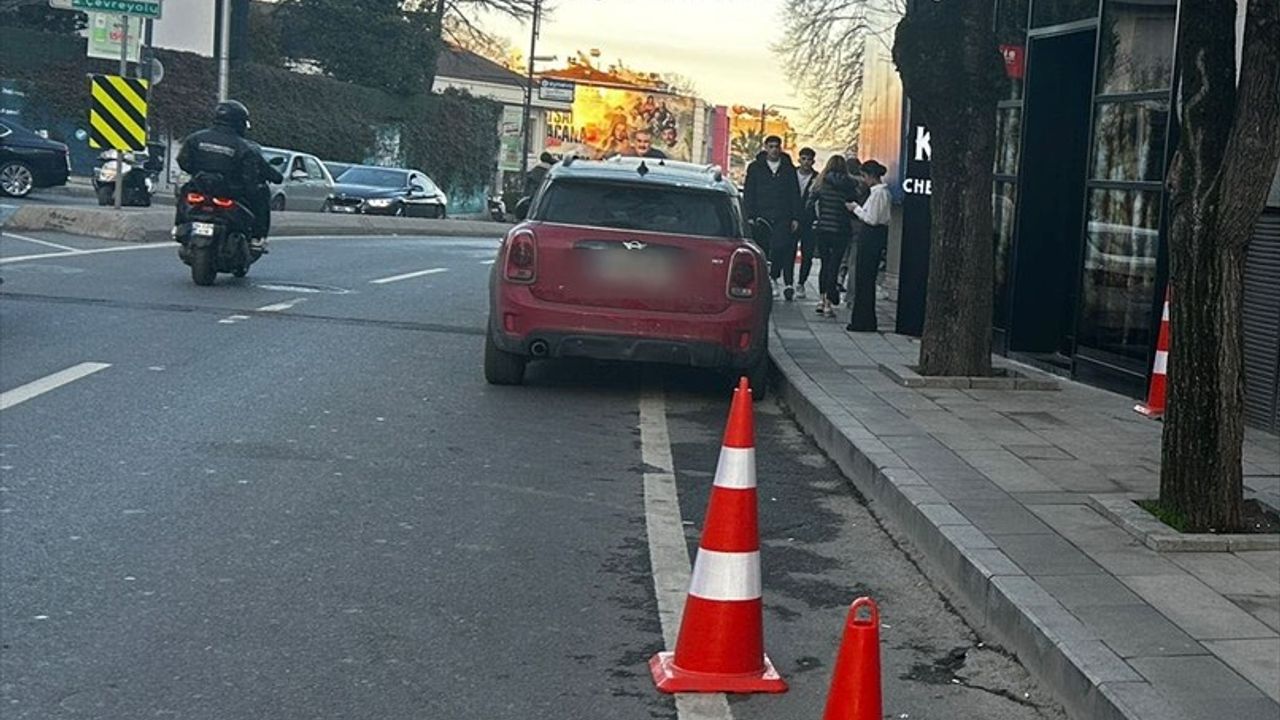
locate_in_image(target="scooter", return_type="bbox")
[93,149,157,207]
[488,195,507,222]
[173,173,263,286]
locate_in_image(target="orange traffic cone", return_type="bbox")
[1135,288,1170,418]
[822,597,883,720]
[650,377,787,694]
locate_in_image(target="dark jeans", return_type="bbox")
[769,226,799,285]
[816,231,850,305]
[849,225,888,331]
[248,184,271,238]
[797,228,816,285]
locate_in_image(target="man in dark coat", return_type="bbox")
[741,135,801,300]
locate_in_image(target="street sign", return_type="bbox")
[88,74,149,151]
[539,79,575,103]
[71,0,162,19]
[86,13,143,63]
[48,0,76,9]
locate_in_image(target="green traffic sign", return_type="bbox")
[70,0,162,19]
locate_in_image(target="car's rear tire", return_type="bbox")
[191,248,216,286]
[271,195,286,211]
[484,333,526,385]
[0,161,35,198]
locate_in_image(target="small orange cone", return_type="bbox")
[1135,289,1170,419]
[650,377,787,694]
[822,597,883,720]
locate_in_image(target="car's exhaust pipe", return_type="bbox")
[529,339,550,358]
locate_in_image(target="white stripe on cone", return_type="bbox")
[1162,302,1170,322]
[713,447,757,489]
[688,549,762,601]
[1153,350,1168,375]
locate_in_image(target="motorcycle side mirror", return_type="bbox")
[514,197,531,221]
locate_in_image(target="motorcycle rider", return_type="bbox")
[176,100,281,250]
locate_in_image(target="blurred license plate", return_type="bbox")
[593,250,674,286]
[333,205,356,213]
[192,223,216,237]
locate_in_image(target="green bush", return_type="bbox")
[0,27,500,197]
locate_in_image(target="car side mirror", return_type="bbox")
[514,197,532,221]
[290,169,308,181]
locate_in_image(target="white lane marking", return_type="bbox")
[217,315,251,325]
[255,298,306,313]
[0,362,111,411]
[0,243,170,265]
[369,267,449,285]
[639,389,734,720]
[1,232,78,252]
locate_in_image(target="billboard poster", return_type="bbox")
[543,85,698,162]
[87,13,144,63]
[499,105,523,172]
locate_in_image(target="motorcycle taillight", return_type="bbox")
[211,197,235,209]
[185,192,206,205]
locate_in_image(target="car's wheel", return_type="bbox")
[190,248,216,286]
[745,354,770,402]
[271,195,286,211]
[320,199,332,213]
[0,161,35,198]
[484,332,526,385]
[394,204,405,217]
[438,206,447,219]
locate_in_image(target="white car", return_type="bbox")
[260,147,336,212]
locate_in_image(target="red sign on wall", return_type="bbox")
[1000,44,1026,80]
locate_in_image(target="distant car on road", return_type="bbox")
[328,166,448,218]
[0,119,70,199]
[485,157,771,393]
[260,147,335,212]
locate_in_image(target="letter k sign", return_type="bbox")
[915,126,932,162]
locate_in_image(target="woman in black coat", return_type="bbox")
[806,155,862,317]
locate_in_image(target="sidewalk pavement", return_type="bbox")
[769,279,1280,720]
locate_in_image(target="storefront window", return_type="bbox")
[993,182,1018,330]
[1032,0,1098,28]
[1090,99,1169,182]
[1097,0,1176,95]
[996,107,1023,175]
[1077,188,1161,370]
[997,0,1030,100]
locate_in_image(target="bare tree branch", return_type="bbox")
[774,0,874,148]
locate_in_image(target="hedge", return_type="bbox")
[0,27,500,197]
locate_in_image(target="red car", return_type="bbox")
[486,157,772,394]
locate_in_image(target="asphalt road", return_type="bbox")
[0,228,1066,719]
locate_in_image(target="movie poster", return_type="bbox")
[544,85,697,162]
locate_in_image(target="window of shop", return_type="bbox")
[1073,0,1177,378]
[993,0,1029,335]
[1031,0,1098,29]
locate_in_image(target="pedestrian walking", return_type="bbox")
[794,147,819,299]
[524,152,554,198]
[846,160,891,332]
[807,154,862,317]
[742,135,802,300]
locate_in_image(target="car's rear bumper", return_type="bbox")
[490,285,769,369]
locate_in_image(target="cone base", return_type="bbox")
[649,651,788,694]
[1134,403,1164,419]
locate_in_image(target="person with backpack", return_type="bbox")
[807,154,862,317]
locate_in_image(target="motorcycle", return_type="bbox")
[172,174,263,286]
[487,195,507,222]
[93,149,157,207]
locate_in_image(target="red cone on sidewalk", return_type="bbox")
[650,377,787,694]
[1135,288,1170,419]
[822,597,883,720]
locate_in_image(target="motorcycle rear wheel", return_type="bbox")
[191,248,216,286]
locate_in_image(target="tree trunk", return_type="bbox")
[893,1,1003,376]
[1160,0,1280,532]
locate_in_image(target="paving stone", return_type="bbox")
[1229,594,1280,633]
[1029,503,1146,551]
[939,523,999,550]
[1171,553,1280,597]
[918,503,970,526]
[928,431,1003,451]
[1130,655,1280,720]
[1038,575,1145,608]
[1090,546,1182,577]
[1078,607,1202,662]
[899,485,949,506]
[1202,638,1280,702]
[952,498,1054,535]
[1121,574,1279,641]
[1237,551,1280,584]
[1013,491,1090,505]
[956,449,1064,493]
[1028,459,1125,493]
[1007,444,1076,461]
[994,533,1107,576]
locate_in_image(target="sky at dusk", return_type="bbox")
[477,0,803,112]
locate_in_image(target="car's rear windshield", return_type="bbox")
[339,167,408,188]
[536,180,739,238]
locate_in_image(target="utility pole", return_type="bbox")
[215,0,231,101]
[519,0,542,182]
[113,13,129,211]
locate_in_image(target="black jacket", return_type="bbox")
[742,151,801,226]
[808,171,864,235]
[177,122,274,193]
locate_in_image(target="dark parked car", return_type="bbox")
[324,161,355,180]
[328,166,448,218]
[0,119,70,198]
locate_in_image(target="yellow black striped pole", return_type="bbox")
[88,74,149,151]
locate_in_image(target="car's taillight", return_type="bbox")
[727,248,758,299]
[504,229,537,283]
[211,197,235,209]
[185,192,206,205]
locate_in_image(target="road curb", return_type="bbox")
[2,205,511,243]
[768,326,1151,720]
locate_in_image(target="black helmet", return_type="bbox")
[214,100,250,135]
